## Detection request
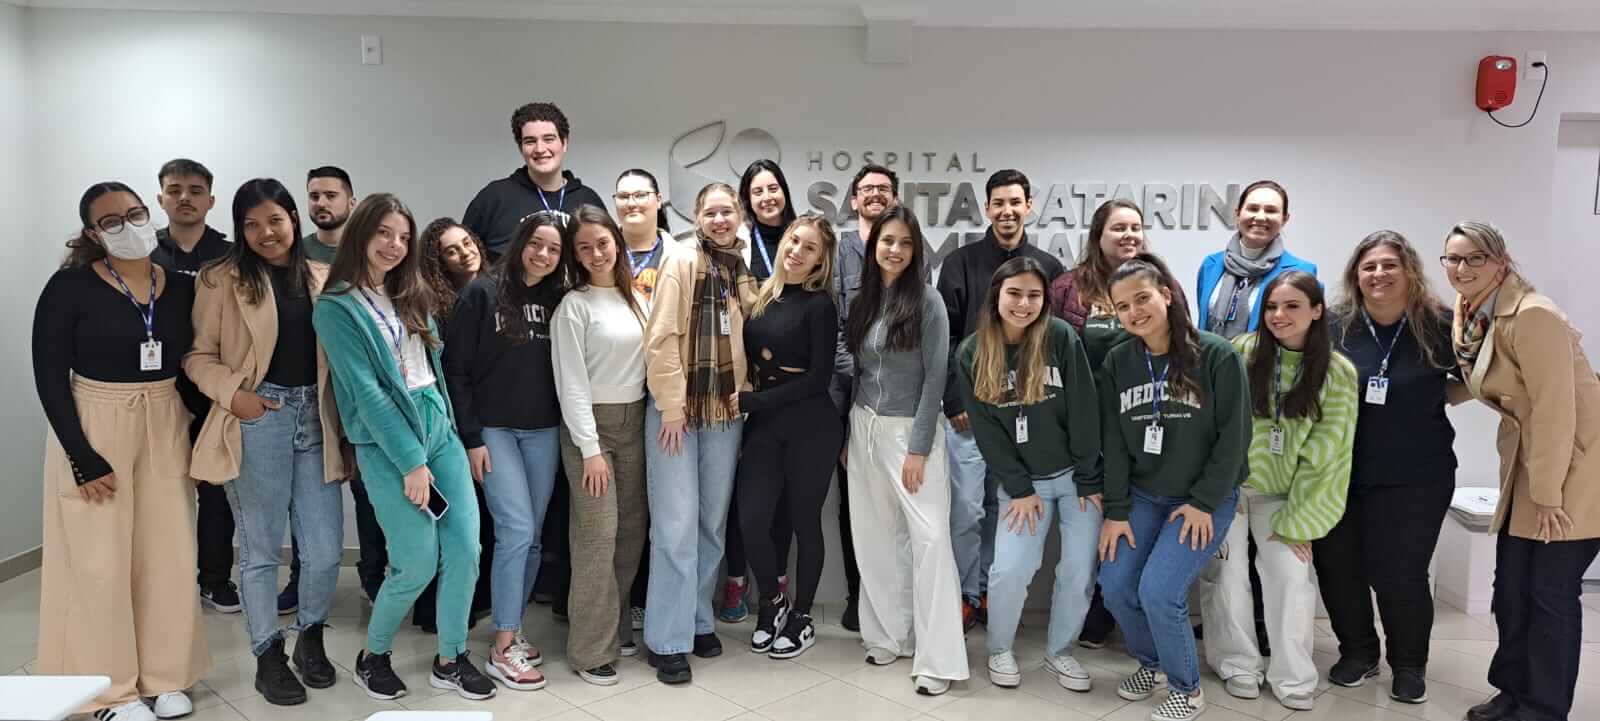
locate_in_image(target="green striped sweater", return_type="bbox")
[1234,333,1359,543]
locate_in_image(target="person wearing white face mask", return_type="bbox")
[32,182,211,721]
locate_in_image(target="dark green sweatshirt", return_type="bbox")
[1099,330,1250,521]
[956,318,1103,500]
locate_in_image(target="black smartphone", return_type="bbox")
[424,482,449,521]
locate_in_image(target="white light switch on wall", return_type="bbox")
[362,34,382,65]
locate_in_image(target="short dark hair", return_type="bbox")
[848,163,899,198]
[306,166,353,195]
[510,102,570,143]
[158,158,213,190]
[985,169,1030,201]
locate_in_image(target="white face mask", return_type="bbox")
[100,222,158,260]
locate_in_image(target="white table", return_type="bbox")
[0,675,111,720]
[366,713,493,721]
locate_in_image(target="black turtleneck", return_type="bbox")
[749,218,791,281]
[738,283,838,415]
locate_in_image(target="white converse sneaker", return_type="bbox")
[1225,675,1261,699]
[915,675,950,696]
[1044,654,1092,692]
[93,700,156,721]
[1118,666,1166,701]
[151,692,193,719]
[1150,689,1205,721]
[987,651,1021,687]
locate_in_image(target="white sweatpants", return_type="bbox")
[1197,488,1320,699]
[847,406,970,682]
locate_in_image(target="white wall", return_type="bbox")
[15,9,1600,596]
[0,3,40,565]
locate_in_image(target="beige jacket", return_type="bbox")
[644,239,758,423]
[184,261,347,484]
[1463,275,1600,539]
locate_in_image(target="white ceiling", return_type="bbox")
[14,0,1600,32]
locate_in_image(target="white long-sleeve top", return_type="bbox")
[551,286,648,458]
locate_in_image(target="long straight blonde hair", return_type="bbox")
[750,213,837,318]
[972,257,1054,406]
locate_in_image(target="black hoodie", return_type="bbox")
[936,228,1065,417]
[462,167,606,258]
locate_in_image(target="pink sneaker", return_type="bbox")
[718,578,750,623]
[486,640,547,691]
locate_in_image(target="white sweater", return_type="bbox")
[551,286,648,458]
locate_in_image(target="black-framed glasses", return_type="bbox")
[856,183,894,196]
[95,206,151,234]
[1439,253,1493,268]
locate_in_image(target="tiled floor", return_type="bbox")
[5,567,1600,721]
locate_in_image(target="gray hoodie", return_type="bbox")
[850,284,949,455]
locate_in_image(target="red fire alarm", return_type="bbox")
[1477,55,1517,111]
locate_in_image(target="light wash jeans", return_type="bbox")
[478,425,561,632]
[224,382,343,656]
[985,469,1102,657]
[944,416,995,602]
[643,396,743,655]
[1099,486,1238,695]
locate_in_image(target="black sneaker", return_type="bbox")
[841,596,860,633]
[255,638,307,706]
[431,652,497,700]
[693,632,723,658]
[1466,693,1517,721]
[769,613,815,660]
[1389,667,1427,704]
[752,595,790,653]
[649,651,692,684]
[199,581,242,613]
[277,584,298,616]
[292,623,336,689]
[1328,657,1379,687]
[578,663,619,687]
[354,650,407,700]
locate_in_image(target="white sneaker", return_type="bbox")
[1044,654,1092,692]
[1150,689,1206,721]
[511,631,544,667]
[865,647,898,666]
[1281,691,1315,711]
[93,700,156,721]
[987,651,1021,687]
[1225,675,1261,699]
[151,692,192,720]
[915,675,950,696]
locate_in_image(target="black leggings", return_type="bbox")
[726,488,793,583]
[735,394,843,615]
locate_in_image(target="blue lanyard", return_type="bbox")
[536,183,566,214]
[1144,348,1171,424]
[749,223,775,277]
[1224,277,1250,322]
[357,288,406,365]
[1361,309,1408,377]
[628,233,663,279]
[104,260,157,340]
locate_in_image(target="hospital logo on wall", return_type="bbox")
[668,120,1244,268]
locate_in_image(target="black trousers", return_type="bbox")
[726,487,793,585]
[1313,480,1452,670]
[735,395,844,615]
[835,422,860,602]
[1488,530,1600,721]
[196,483,235,588]
[288,477,389,597]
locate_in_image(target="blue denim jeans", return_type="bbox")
[479,426,561,632]
[223,382,344,656]
[944,416,995,601]
[1099,486,1239,694]
[643,396,742,655]
[986,469,1102,657]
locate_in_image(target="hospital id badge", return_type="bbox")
[140,340,162,371]
[1268,426,1285,455]
[719,310,731,336]
[1015,415,1029,444]
[1365,377,1389,405]
[1143,423,1164,455]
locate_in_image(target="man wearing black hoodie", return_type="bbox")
[463,102,606,259]
[935,169,1064,629]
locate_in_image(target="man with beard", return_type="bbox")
[827,163,899,633]
[936,169,1064,631]
[301,166,356,264]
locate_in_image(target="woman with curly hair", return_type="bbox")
[420,217,489,330]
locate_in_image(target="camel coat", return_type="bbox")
[184,260,347,483]
[1461,275,1600,540]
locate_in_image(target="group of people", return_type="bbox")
[30,101,1599,721]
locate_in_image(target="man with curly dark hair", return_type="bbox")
[463,102,606,259]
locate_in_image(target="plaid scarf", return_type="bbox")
[684,237,750,430]
[1452,271,1506,377]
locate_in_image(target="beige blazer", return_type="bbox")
[184,260,347,484]
[1463,275,1600,539]
[644,241,758,423]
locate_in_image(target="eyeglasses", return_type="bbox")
[614,191,656,204]
[94,207,151,233]
[856,184,894,196]
[1438,253,1493,268]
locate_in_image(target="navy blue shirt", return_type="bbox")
[1331,309,1459,487]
